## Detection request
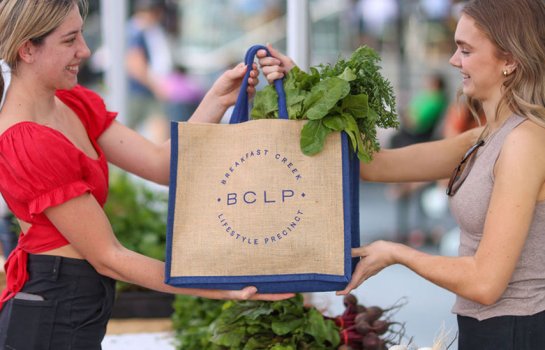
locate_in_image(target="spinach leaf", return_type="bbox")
[300,119,332,155]
[302,77,350,120]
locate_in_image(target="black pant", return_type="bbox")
[458,309,545,350]
[0,254,116,350]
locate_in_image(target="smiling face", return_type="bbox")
[449,14,508,105]
[27,4,90,91]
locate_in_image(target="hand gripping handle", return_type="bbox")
[230,44,288,124]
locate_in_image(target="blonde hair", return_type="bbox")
[461,0,545,127]
[0,0,88,95]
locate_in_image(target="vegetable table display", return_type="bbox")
[172,293,410,350]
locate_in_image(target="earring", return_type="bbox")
[503,70,509,76]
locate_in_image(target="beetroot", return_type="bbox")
[354,318,372,336]
[343,294,358,307]
[335,315,356,329]
[363,306,383,323]
[354,312,367,324]
[371,319,390,335]
[340,328,363,348]
[335,296,409,349]
[356,304,367,313]
[361,332,380,349]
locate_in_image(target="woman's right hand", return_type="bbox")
[336,240,400,296]
[256,44,295,83]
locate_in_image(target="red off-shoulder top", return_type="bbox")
[0,85,117,308]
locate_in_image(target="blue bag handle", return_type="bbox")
[230,44,289,124]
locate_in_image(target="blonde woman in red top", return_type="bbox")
[0,0,292,348]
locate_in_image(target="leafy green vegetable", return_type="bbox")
[210,294,340,350]
[172,295,225,350]
[303,77,350,120]
[300,119,331,155]
[251,45,398,162]
[172,294,340,350]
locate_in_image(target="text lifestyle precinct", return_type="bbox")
[217,210,304,245]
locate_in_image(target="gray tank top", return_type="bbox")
[450,115,545,321]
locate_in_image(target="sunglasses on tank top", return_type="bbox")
[446,139,485,196]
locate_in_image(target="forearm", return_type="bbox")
[141,140,170,185]
[188,88,229,124]
[361,127,481,183]
[96,246,240,299]
[393,244,491,304]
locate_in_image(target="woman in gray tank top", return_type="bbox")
[258,0,545,348]
[341,0,545,348]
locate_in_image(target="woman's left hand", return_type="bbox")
[209,62,259,108]
[190,62,258,124]
[336,240,399,296]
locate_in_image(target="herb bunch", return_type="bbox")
[251,46,398,162]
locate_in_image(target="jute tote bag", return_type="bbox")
[165,45,360,293]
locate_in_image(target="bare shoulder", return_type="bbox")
[500,118,545,175]
[506,118,545,151]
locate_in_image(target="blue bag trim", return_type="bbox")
[167,274,349,294]
[348,138,361,273]
[165,44,360,293]
[165,121,180,283]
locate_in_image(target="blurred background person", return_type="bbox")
[393,72,449,146]
[442,96,486,139]
[162,64,206,124]
[125,0,172,136]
